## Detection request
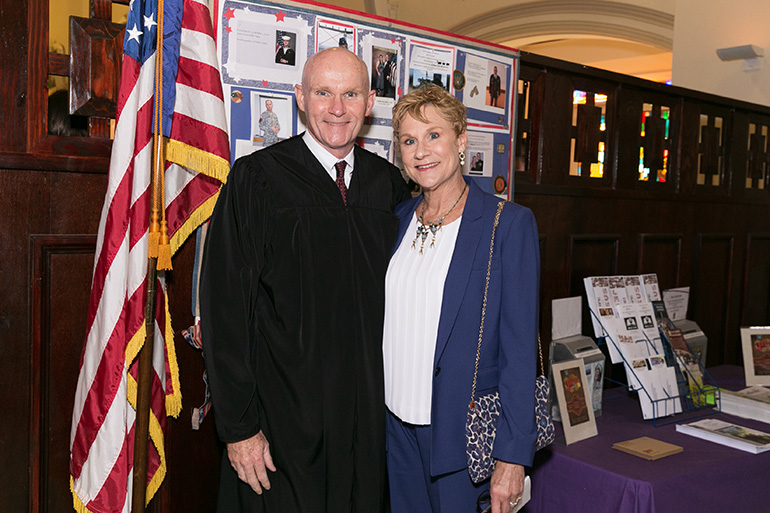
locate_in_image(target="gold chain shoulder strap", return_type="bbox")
[537,333,545,376]
[469,200,506,410]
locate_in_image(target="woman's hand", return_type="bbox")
[488,461,525,513]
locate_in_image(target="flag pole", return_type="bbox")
[131,263,158,513]
[132,0,168,510]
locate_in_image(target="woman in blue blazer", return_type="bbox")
[383,84,539,513]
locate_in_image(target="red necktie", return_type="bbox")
[335,160,348,204]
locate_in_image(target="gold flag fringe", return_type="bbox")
[70,477,90,513]
[145,405,169,504]
[169,192,221,257]
[163,291,183,416]
[125,301,182,417]
[125,323,148,386]
[165,138,230,184]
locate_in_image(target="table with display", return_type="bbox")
[523,365,770,513]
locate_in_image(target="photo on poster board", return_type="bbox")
[469,151,486,174]
[371,48,398,99]
[485,61,506,109]
[407,41,454,93]
[316,18,356,51]
[552,359,598,444]
[740,327,770,386]
[227,85,298,160]
[274,31,297,66]
[462,131,494,177]
[360,30,404,122]
[459,50,511,129]
[251,91,293,148]
[220,0,312,87]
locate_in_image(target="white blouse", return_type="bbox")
[383,212,461,425]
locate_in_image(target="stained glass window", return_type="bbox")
[746,123,768,190]
[570,90,607,178]
[697,114,723,186]
[638,103,670,182]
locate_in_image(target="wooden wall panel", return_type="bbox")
[691,234,734,366]
[1,170,49,508]
[0,166,112,512]
[30,236,96,513]
[567,234,620,363]
[0,0,29,152]
[742,233,770,326]
[531,72,574,187]
[567,235,620,299]
[636,233,683,289]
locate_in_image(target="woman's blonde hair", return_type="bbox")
[392,84,467,138]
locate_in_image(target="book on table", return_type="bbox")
[612,436,683,460]
[719,386,770,424]
[675,418,770,454]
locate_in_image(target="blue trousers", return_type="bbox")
[386,410,489,513]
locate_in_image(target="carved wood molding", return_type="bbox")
[69,16,125,118]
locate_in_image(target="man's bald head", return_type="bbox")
[302,48,369,93]
[295,48,376,159]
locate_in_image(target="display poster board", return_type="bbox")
[552,359,598,445]
[216,0,519,197]
[740,327,770,386]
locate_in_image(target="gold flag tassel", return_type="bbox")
[150,0,172,271]
[148,209,160,258]
[156,150,172,270]
[157,230,172,270]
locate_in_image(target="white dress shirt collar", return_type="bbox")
[302,131,354,186]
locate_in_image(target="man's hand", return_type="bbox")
[227,430,277,494]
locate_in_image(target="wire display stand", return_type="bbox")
[589,306,720,426]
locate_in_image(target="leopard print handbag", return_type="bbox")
[534,338,555,451]
[465,202,554,484]
[465,390,501,483]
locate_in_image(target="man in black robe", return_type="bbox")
[200,48,409,512]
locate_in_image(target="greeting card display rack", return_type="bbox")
[588,307,720,427]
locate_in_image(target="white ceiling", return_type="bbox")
[510,38,672,83]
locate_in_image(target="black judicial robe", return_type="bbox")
[200,135,409,513]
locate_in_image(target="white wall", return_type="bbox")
[673,0,770,107]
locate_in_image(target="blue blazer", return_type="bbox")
[393,178,540,476]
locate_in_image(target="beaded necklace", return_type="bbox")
[411,182,467,254]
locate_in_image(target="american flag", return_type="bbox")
[69,0,229,511]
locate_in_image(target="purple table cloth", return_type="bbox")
[523,366,770,513]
